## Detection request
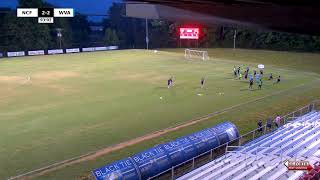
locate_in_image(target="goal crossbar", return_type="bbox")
[184,49,209,60]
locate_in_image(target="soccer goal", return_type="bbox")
[184,49,209,60]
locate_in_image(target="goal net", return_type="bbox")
[184,49,209,60]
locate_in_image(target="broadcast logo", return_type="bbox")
[284,160,313,171]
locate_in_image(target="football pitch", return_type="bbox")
[1,49,320,179]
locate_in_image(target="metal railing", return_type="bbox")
[148,100,320,180]
[282,99,320,124]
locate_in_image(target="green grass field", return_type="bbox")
[1,49,320,179]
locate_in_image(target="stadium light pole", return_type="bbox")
[145,18,149,50]
[233,29,237,49]
[56,28,63,49]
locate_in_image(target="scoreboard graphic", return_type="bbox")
[17,8,74,23]
[180,28,199,39]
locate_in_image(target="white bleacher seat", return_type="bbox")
[193,157,246,180]
[177,158,232,180]
[245,125,299,151]
[176,111,320,180]
[232,161,265,180]
[266,167,288,180]
[247,165,277,180]
[287,171,304,180]
[285,129,320,157]
[300,138,320,157]
[215,159,256,180]
[259,125,310,154]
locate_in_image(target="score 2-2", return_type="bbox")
[38,8,54,17]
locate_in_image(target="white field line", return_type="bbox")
[8,79,320,180]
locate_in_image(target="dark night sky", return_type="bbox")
[0,0,120,21]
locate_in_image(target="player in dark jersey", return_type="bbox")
[167,77,173,88]
[254,70,257,76]
[257,120,263,133]
[258,79,262,90]
[233,66,237,77]
[260,69,263,76]
[276,76,281,83]
[249,79,254,90]
[200,77,205,88]
[268,73,273,80]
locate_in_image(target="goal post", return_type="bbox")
[184,49,209,60]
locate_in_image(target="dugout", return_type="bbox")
[92,121,239,180]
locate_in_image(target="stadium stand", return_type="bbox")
[177,111,320,180]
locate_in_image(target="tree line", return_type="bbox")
[1,1,320,52]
